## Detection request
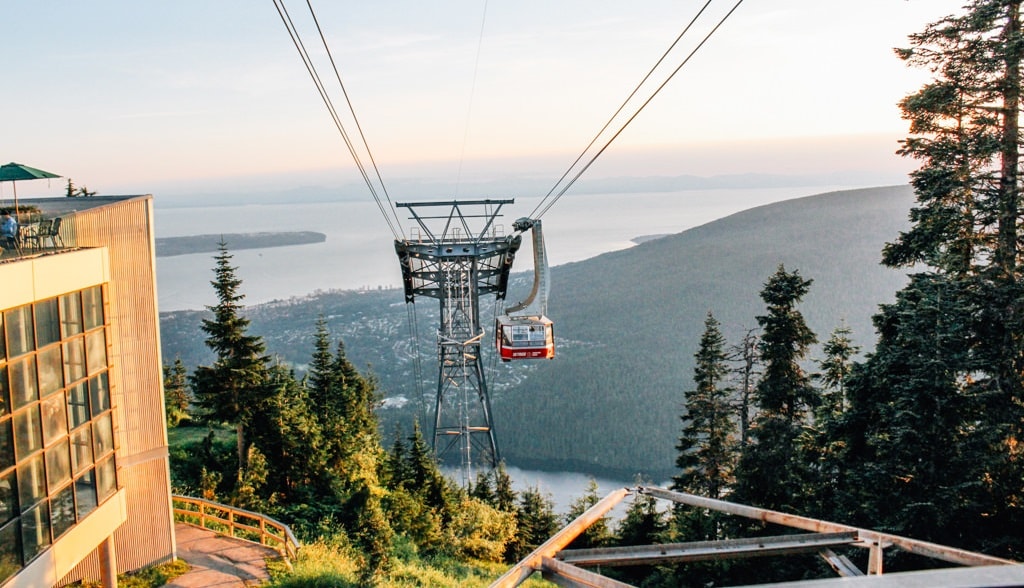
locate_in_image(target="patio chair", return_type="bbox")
[40,217,64,248]
[23,219,52,251]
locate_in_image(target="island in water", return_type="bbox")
[155,231,326,257]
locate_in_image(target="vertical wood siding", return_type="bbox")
[57,197,175,586]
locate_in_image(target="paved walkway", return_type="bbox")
[166,523,281,587]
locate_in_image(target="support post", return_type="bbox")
[99,534,118,588]
[868,540,884,575]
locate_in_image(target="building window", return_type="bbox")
[0,287,114,576]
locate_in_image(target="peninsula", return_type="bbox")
[155,231,326,257]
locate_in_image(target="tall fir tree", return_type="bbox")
[803,323,859,519]
[838,1,1024,559]
[732,266,816,514]
[672,312,738,501]
[191,241,270,472]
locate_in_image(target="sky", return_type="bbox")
[1,0,967,200]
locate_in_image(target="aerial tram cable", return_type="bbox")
[303,0,406,238]
[530,0,747,220]
[454,0,491,198]
[271,0,404,240]
[531,0,716,219]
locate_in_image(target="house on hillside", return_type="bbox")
[0,196,174,587]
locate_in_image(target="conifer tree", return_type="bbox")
[673,312,737,501]
[803,323,859,518]
[384,424,412,489]
[191,242,270,472]
[508,485,559,561]
[404,421,455,518]
[837,1,1024,557]
[732,266,816,514]
[613,489,668,586]
[493,463,517,513]
[730,328,760,448]
[248,362,325,502]
[616,490,666,547]
[470,470,497,505]
[563,479,612,549]
[816,322,858,418]
[163,358,191,427]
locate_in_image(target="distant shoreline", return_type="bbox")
[156,231,326,257]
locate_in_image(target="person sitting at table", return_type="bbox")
[0,209,18,250]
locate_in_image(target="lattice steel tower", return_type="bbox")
[394,200,524,473]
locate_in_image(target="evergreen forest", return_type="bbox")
[160,2,1024,585]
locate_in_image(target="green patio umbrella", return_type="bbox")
[0,162,62,218]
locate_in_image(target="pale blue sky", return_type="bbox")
[2,1,964,198]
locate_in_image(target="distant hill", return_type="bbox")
[494,185,914,478]
[159,185,916,480]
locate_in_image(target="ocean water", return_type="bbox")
[154,186,847,312]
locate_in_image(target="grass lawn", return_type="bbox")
[167,422,235,447]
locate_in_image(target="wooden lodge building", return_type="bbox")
[0,195,175,587]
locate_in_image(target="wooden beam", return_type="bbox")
[489,488,631,588]
[541,557,635,588]
[638,487,1017,569]
[559,532,859,567]
[819,547,865,577]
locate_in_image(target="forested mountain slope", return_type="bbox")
[160,185,915,479]
[494,185,914,478]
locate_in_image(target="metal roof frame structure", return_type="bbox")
[490,486,1024,588]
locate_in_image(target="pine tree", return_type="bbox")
[672,312,737,501]
[470,470,497,505]
[247,362,326,503]
[508,485,559,561]
[163,358,191,427]
[191,242,270,472]
[404,421,454,518]
[563,479,612,550]
[804,323,859,519]
[841,276,991,547]
[836,1,1024,558]
[613,488,668,586]
[816,322,858,417]
[732,266,816,514]
[384,424,412,489]
[616,490,666,547]
[493,463,517,513]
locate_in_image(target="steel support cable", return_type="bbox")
[278,0,401,240]
[454,0,491,198]
[305,0,406,239]
[271,0,402,240]
[405,302,426,420]
[533,0,746,220]
[530,0,716,219]
[273,0,395,237]
[486,298,503,388]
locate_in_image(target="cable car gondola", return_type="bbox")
[495,218,555,361]
[496,314,554,361]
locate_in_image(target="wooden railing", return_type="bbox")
[171,495,300,564]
